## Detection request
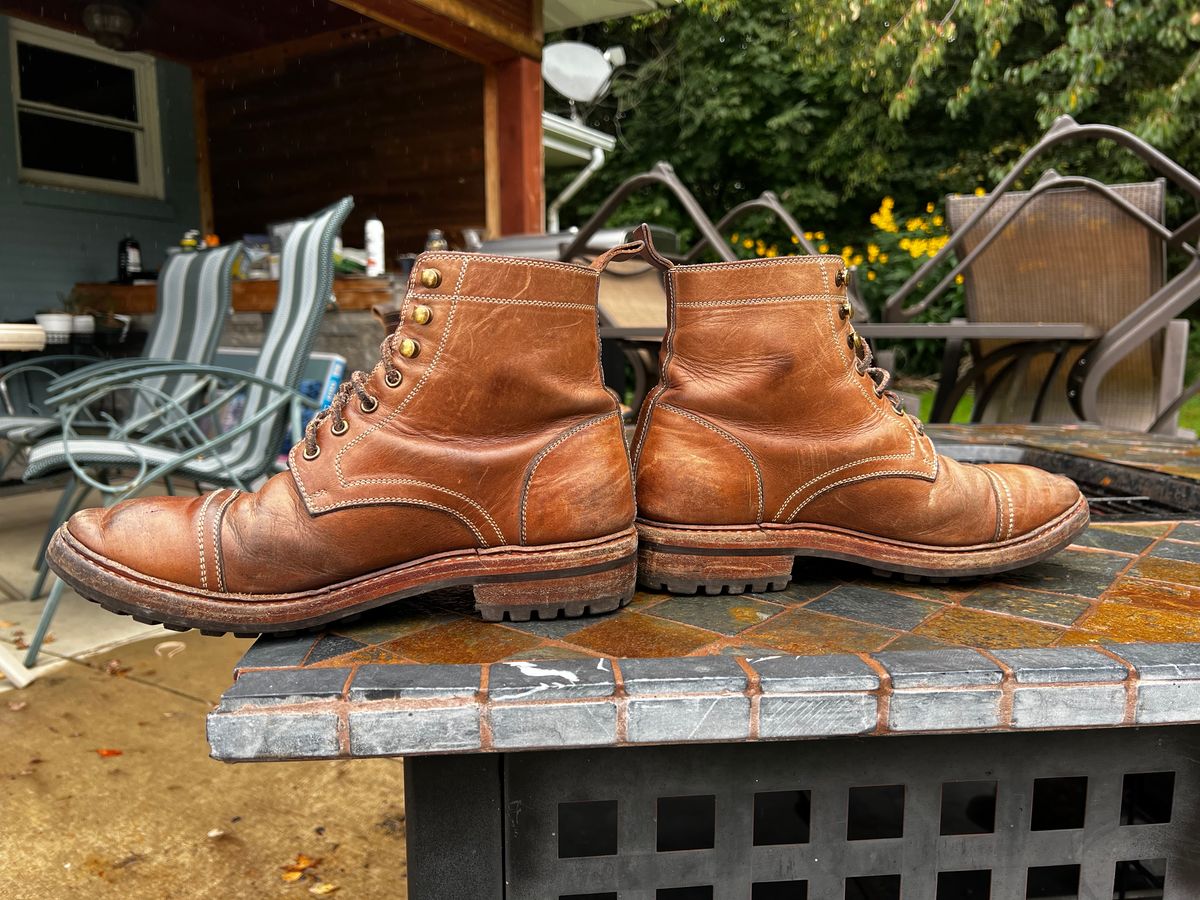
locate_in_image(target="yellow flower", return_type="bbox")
[955,274,965,285]
[882,196,895,210]
[818,243,829,253]
[730,232,739,243]
[851,254,864,266]
[974,187,986,197]
[866,270,877,281]
[766,247,778,258]
[803,231,814,240]
[925,202,935,214]
[867,243,880,262]
[878,253,888,264]
[790,234,800,244]
[932,215,944,227]
[842,245,854,256]
[815,231,825,241]
[742,238,753,249]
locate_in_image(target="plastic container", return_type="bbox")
[365,217,385,277]
[34,313,72,344]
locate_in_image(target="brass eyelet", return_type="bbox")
[839,299,852,320]
[360,395,379,414]
[419,268,441,289]
[399,338,420,359]
[385,370,403,388]
[847,331,863,354]
[331,419,349,436]
[835,268,848,288]
[412,305,433,326]
[302,445,320,461]
[892,402,907,416]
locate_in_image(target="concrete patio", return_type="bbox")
[1,487,410,898]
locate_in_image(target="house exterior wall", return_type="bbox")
[0,15,201,320]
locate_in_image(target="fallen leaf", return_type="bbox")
[309,884,339,895]
[13,638,28,650]
[154,641,187,659]
[206,828,226,840]
[0,619,15,628]
[8,701,27,712]
[281,871,304,883]
[95,748,123,758]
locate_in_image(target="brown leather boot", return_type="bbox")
[631,242,1089,594]
[47,252,637,633]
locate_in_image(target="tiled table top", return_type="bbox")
[208,424,1200,761]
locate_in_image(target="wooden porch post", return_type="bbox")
[485,57,543,236]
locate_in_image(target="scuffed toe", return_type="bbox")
[981,463,1084,540]
[64,495,217,588]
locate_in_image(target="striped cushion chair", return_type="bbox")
[21,197,354,667]
[0,242,241,453]
[24,198,353,499]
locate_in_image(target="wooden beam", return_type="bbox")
[493,56,543,235]
[332,0,541,63]
[483,68,501,237]
[191,72,214,237]
[197,22,397,80]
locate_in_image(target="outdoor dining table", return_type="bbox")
[206,424,1200,899]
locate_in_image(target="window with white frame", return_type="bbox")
[10,20,163,198]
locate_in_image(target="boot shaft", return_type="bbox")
[633,254,935,526]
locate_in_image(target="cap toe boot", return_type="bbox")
[48,253,637,633]
[631,247,1089,594]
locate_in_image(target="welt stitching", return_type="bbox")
[212,489,240,592]
[659,404,764,523]
[195,490,220,590]
[519,411,620,544]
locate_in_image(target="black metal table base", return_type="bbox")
[404,727,1200,900]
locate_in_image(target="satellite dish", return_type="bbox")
[543,41,616,106]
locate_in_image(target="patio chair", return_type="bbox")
[19,196,354,667]
[883,116,1200,433]
[943,174,1186,432]
[0,243,241,469]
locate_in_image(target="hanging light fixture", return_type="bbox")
[82,0,143,51]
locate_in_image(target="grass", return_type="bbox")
[913,388,1200,434]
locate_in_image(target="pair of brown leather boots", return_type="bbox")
[48,227,1088,634]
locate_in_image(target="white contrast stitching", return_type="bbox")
[303,496,488,546]
[981,467,1015,541]
[409,293,594,311]
[195,490,220,591]
[673,255,845,273]
[786,467,939,521]
[659,404,764,523]
[519,411,620,544]
[675,294,835,308]
[212,489,239,592]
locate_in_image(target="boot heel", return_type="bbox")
[474,558,636,622]
[638,546,793,595]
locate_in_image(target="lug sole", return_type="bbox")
[46,526,637,635]
[637,495,1090,595]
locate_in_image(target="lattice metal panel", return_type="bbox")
[503,727,1200,899]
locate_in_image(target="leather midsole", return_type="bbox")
[47,525,637,629]
[637,495,1089,571]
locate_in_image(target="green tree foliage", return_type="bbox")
[551,0,1200,248]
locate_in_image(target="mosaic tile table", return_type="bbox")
[208,425,1200,899]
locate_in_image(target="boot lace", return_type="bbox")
[839,291,925,436]
[300,328,409,460]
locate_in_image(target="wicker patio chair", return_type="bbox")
[884,116,1200,434]
[20,197,353,667]
[945,175,1186,432]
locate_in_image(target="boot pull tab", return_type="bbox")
[589,223,675,273]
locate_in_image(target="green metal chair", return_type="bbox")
[20,197,354,668]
